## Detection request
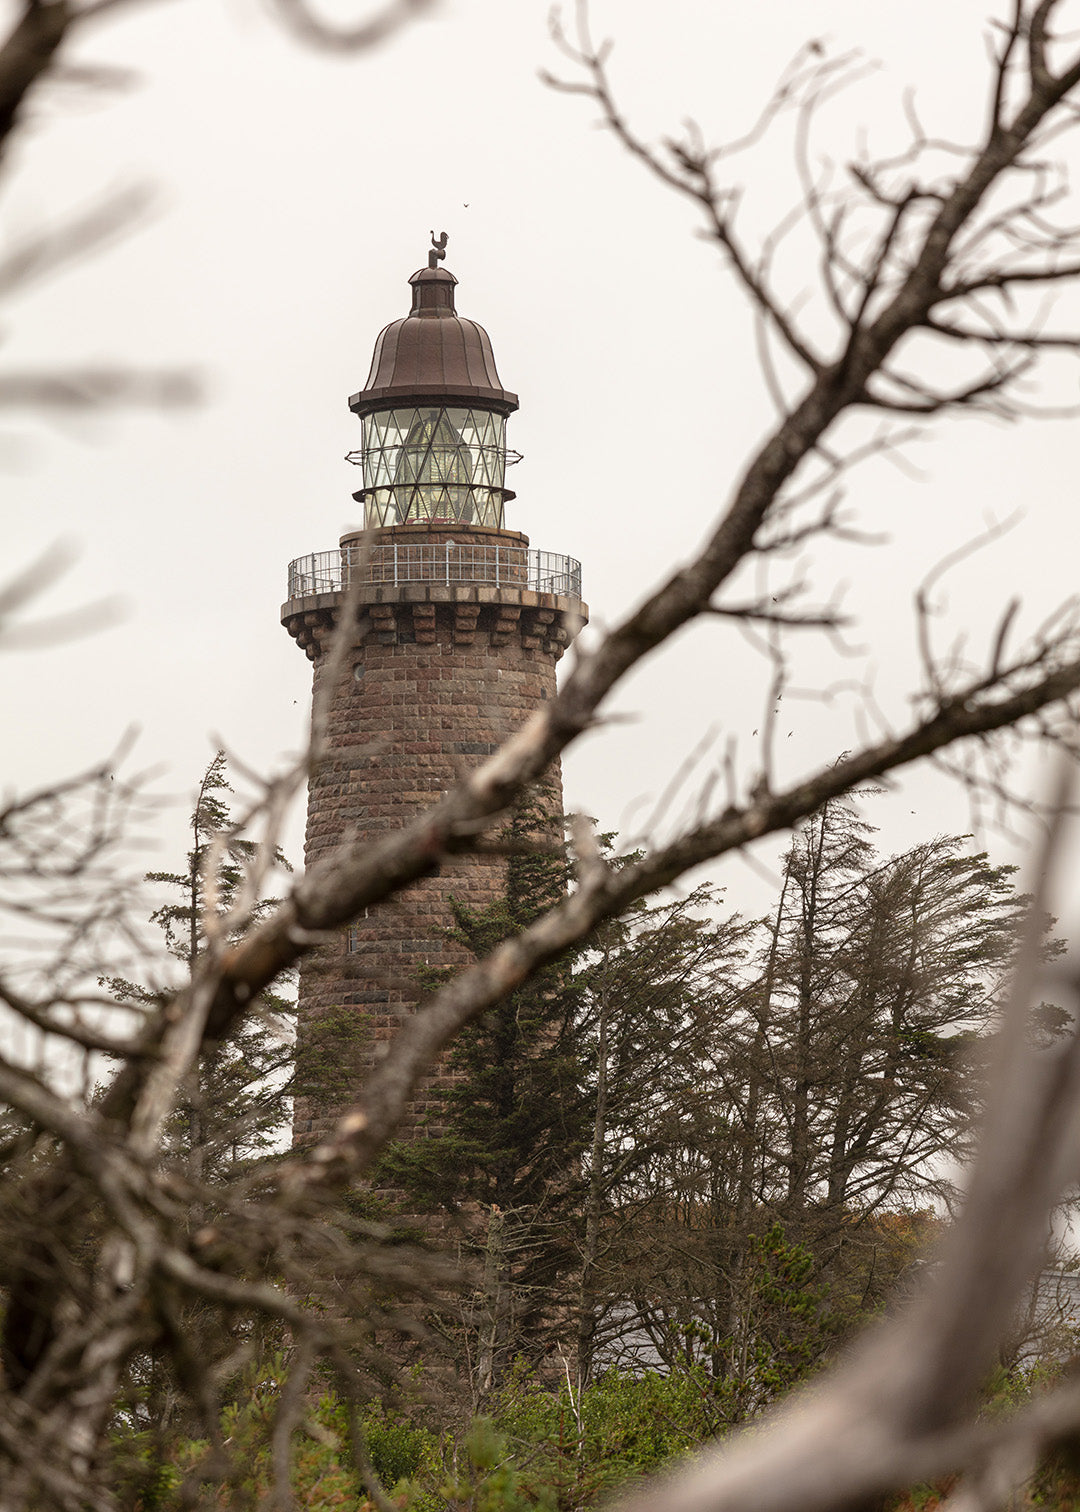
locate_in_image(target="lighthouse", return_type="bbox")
[283,239,587,1142]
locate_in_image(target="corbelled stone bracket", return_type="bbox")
[282,583,585,663]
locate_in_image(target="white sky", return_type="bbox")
[5,0,1080,923]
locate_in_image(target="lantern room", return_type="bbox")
[347,244,520,529]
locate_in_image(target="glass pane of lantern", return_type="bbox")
[361,405,508,528]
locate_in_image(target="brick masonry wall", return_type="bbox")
[283,525,587,1144]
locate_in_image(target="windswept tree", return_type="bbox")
[742,803,1027,1218]
[591,805,1030,1415]
[573,882,757,1386]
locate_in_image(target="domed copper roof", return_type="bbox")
[348,266,518,419]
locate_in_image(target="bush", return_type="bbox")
[464,1361,720,1507]
[110,1358,441,1511]
[110,1357,725,1510]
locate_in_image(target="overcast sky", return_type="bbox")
[6,0,1080,920]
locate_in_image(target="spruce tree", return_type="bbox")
[100,754,296,1435]
[110,751,294,1175]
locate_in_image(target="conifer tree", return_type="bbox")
[594,801,1032,1411]
[573,883,756,1385]
[380,791,587,1393]
[111,751,294,1175]
[101,754,296,1434]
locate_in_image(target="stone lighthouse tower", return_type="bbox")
[283,240,586,1141]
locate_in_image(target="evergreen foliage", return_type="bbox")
[102,790,1059,1502]
[104,755,296,1437]
[373,794,1037,1412]
[578,798,1033,1406]
[107,1353,1080,1512]
[380,790,589,1391]
[110,752,295,1177]
[573,880,757,1383]
[110,1358,726,1512]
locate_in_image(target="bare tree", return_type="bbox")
[8,1,1080,1508]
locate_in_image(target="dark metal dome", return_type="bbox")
[348,266,518,419]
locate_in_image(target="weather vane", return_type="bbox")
[428,230,448,269]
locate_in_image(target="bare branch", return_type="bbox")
[268,0,438,51]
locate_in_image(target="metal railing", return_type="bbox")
[286,543,582,601]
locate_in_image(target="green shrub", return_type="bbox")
[106,1429,184,1512]
[111,1358,442,1510]
[111,1357,726,1510]
[367,1417,436,1487]
[464,1361,719,1507]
